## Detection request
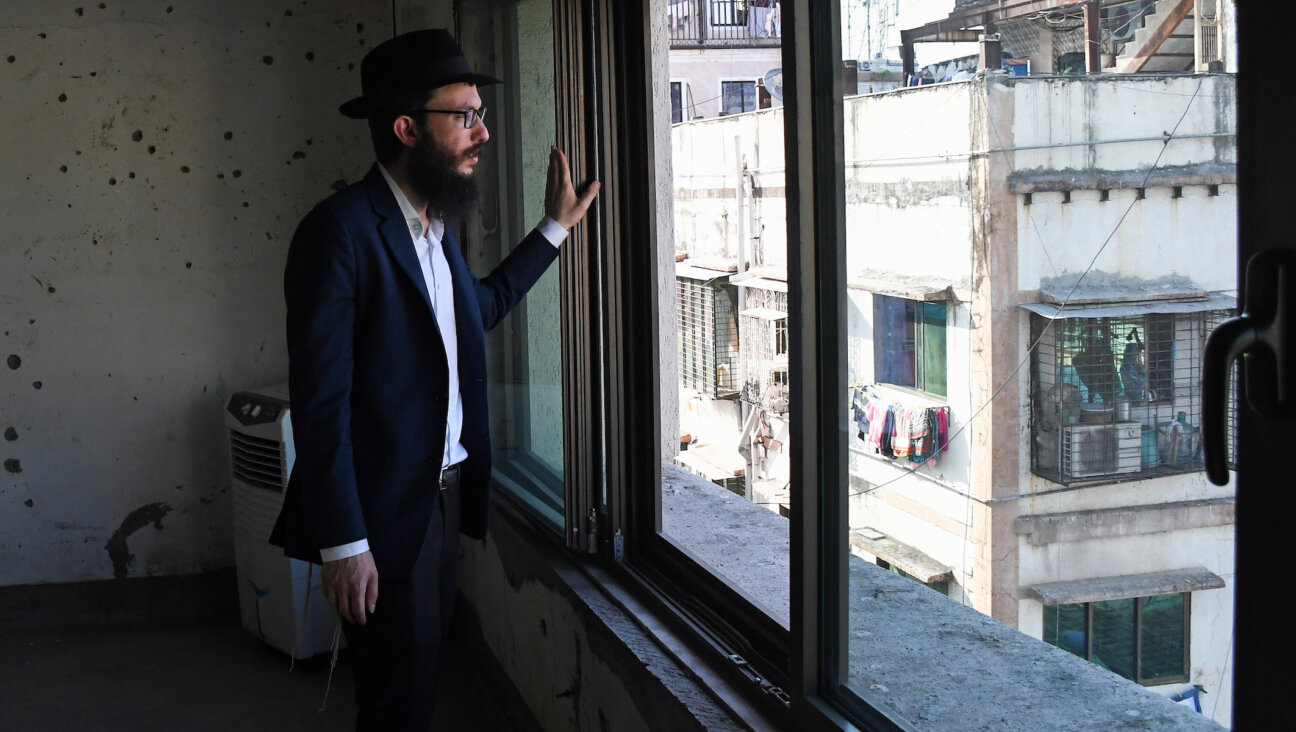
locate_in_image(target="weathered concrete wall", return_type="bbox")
[1,1,390,585]
[458,508,745,731]
[1008,74,1237,293]
[842,83,977,294]
[671,108,787,266]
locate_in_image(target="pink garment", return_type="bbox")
[865,398,889,450]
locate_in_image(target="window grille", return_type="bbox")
[677,274,741,399]
[739,287,788,408]
[1030,308,1234,485]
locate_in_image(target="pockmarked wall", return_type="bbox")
[1,1,389,586]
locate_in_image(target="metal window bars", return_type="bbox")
[677,274,742,399]
[1030,309,1234,486]
[667,0,782,47]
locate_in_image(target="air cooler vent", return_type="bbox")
[230,429,286,491]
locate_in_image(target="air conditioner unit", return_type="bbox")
[225,381,337,659]
[1063,424,1115,479]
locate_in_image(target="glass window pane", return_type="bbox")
[655,3,789,625]
[1091,599,1137,681]
[873,296,916,389]
[1139,594,1187,682]
[834,0,1237,724]
[921,302,947,396]
[478,0,564,529]
[1043,603,1089,659]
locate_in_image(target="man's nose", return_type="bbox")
[472,119,489,144]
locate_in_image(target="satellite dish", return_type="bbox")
[762,68,783,102]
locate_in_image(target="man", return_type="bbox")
[269,29,599,729]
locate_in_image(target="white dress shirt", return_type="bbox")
[319,164,567,563]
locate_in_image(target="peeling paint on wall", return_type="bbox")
[104,502,172,579]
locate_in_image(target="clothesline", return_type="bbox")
[851,384,951,466]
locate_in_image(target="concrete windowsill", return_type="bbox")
[652,466,1222,730]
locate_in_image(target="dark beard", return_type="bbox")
[407,136,480,222]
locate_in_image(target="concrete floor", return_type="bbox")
[0,619,520,731]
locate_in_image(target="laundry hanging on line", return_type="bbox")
[851,386,950,466]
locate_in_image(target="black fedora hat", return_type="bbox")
[339,29,501,119]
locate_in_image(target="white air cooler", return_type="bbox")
[226,382,337,658]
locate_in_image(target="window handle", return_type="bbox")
[1202,249,1295,485]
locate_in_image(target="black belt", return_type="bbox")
[439,463,461,492]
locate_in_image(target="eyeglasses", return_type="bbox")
[408,106,488,129]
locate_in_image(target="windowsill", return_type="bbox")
[651,467,1221,728]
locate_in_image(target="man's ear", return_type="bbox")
[392,114,420,150]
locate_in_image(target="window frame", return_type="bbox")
[1043,593,1192,686]
[720,78,759,115]
[871,294,948,398]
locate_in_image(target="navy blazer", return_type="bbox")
[270,165,559,579]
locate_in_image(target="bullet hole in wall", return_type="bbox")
[6,355,20,370]
[3,427,17,442]
[58,93,67,102]
[185,262,192,269]
[284,9,293,16]
[128,172,135,179]
[24,499,34,507]
[242,202,249,208]
[262,55,274,65]
[109,177,117,185]
[232,169,242,178]
[4,459,21,474]
[99,3,105,9]
[7,56,15,63]
[76,7,84,16]
[292,150,305,159]
[59,165,67,172]
[224,131,233,141]
[33,381,42,390]
[305,51,314,61]
[180,165,190,173]
[147,145,156,154]
[132,130,142,142]
[166,5,172,12]
[47,286,55,293]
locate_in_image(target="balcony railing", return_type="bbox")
[668,0,782,47]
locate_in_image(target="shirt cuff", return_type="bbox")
[319,538,370,563]
[536,216,569,248]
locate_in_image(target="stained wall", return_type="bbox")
[0,1,393,585]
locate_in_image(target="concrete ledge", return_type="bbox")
[1031,567,1226,606]
[1016,498,1236,547]
[648,469,1222,728]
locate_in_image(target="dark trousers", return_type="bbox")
[342,482,461,731]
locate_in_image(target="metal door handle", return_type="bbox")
[1202,249,1294,485]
